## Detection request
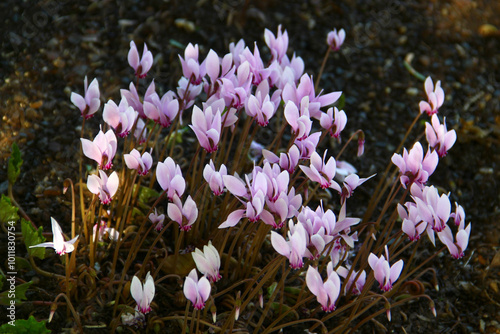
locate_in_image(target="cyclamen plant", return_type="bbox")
[24,25,471,333]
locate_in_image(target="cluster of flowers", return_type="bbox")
[393,77,470,259]
[31,24,470,326]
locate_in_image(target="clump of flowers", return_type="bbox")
[15,25,470,334]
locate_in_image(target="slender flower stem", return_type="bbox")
[253,265,291,333]
[315,47,332,92]
[51,293,83,333]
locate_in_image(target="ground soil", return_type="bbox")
[1,0,499,333]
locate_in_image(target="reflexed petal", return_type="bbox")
[219,209,245,228]
[71,93,86,112]
[270,231,290,257]
[130,276,143,306]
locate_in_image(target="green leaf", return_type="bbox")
[136,185,160,205]
[13,257,32,271]
[21,219,46,259]
[267,282,278,298]
[0,315,51,333]
[0,195,19,224]
[0,281,32,306]
[0,274,4,291]
[7,143,23,185]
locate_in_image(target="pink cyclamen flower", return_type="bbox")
[425,114,456,157]
[81,128,117,170]
[192,241,221,282]
[284,100,312,140]
[262,144,300,174]
[271,222,308,269]
[340,173,375,204]
[203,160,227,196]
[156,157,186,201]
[184,269,211,310]
[327,28,346,51]
[437,221,471,259]
[124,149,153,176]
[282,75,341,119]
[306,262,341,312]
[71,76,100,119]
[264,25,289,62]
[245,80,279,127]
[189,105,222,153]
[412,185,451,233]
[168,195,198,231]
[295,131,321,160]
[219,170,275,228]
[299,150,341,192]
[103,98,137,137]
[391,141,439,189]
[143,81,180,128]
[149,208,165,231]
[398,202,426,242]
[128,41,153,78]
[29,217,79,255]
[93,222,120,242]
[368,246,404,292]
[179,43,204,85]
[336,266,366,295]
[320,107,347,140]
[450,202,466,227]
[130,271,155,314]
[87,170,119,205]
[419,77,444,115]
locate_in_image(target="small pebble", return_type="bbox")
[419,55,431,67]
[406,87,419,96]
[479,167,493,175]
[398,35,407,45]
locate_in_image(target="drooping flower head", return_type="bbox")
[29,217,79,256]
[189,104,222,153]
[183,269,211,310]
[299,150,341,192]
[320,107,347,140]
[391,141,438,189]
[337,266,366,295]
[128,41,153,78]
[425,114,456,157]
[87,170,119,205]
[368,246,404,292]
[306,262,341,312]
[124,149,153,176]
[192,241,221,282]
[103,98,137,137]
[264,25,289,62]
[327,28,346,51]
[156,157,186,201]
[130,272,155,314]
[81,128,117,170]
[167,195,198,231]
[93,222,120,242]
[203,160,227,196]
[271,221,309,269]
[419,76,444,116]
[71,76,100,119]
[149,208,165,232]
